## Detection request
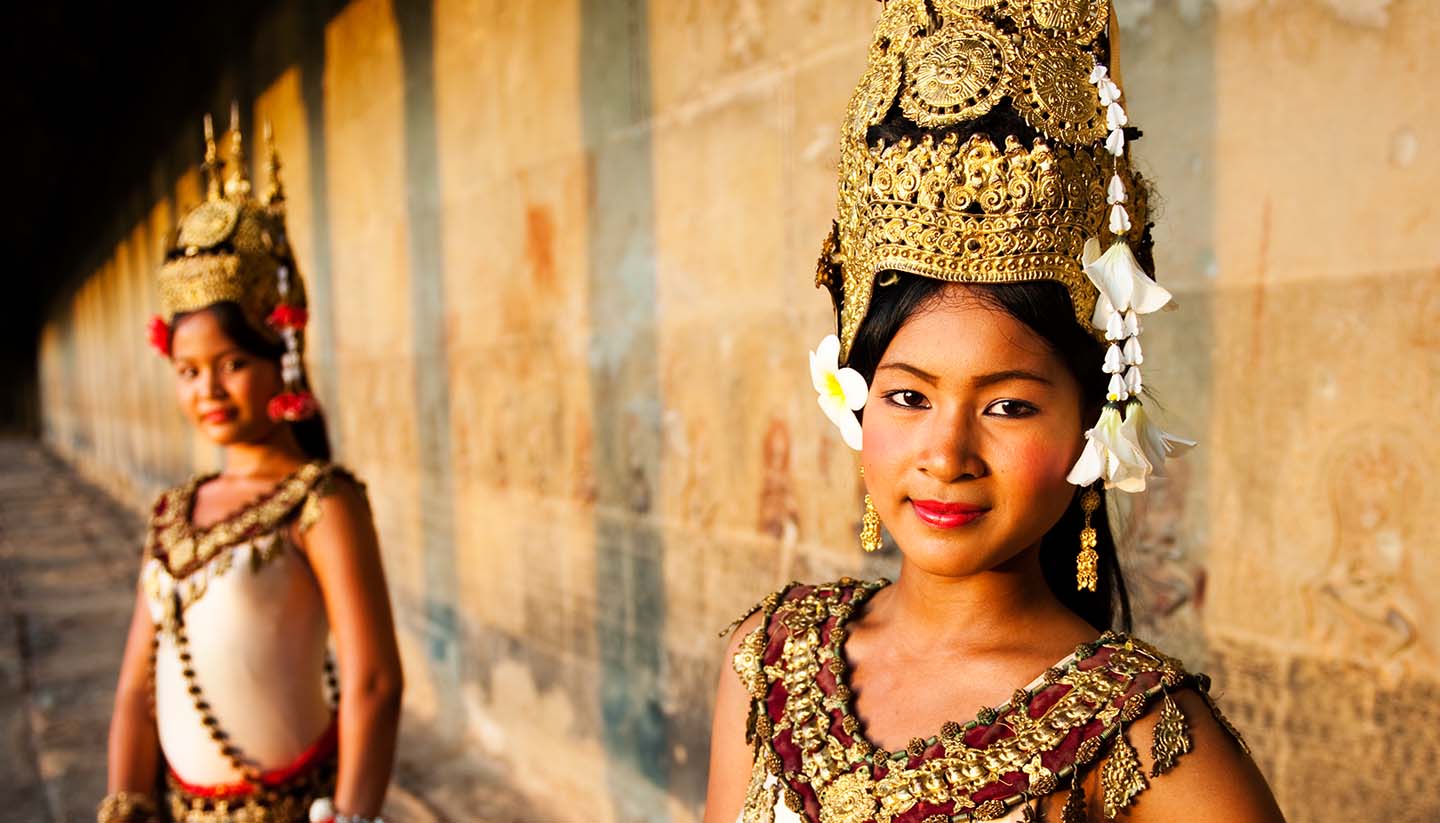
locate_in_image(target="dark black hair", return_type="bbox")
[169,301,332,462]
[847,274,1132,632]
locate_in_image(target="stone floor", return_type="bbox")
[0,439,538,823]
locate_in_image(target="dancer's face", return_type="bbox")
[170,309,285,446]
[861,286,1086,578]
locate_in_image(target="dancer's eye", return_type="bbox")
[985,399,1038,418]
[883,390,930,409]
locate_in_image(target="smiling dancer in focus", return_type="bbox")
[704,3,1283,821]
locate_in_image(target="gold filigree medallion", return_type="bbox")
[1029,0,1110,44]
[875,0,930,47]
[900,20,1017,126]
[176,199,239,250]
[937,0,1007,12]
[846,51,903,139]
[1011,36,1107,144]
[818,769,878,823]
[933,0,1016,26]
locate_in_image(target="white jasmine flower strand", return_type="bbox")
[1122,336,1143,366]
[1069,60,1200,493]
[1068,402,1196,493]
[1107,373,1129,403]
[1098,77,1122,106]
[1107,174,1127,205]
[1109,204,1132,234]
[1084,242,1173,318]
[1123,309,1141,338]
[1124,401,1196,480]
[1105,128,1126,157]
[1106,102,1128,131]
[1105,309,1125,342]
[1103,344,1124,374]
[1125,365,1143,395]
[1067,405,1150,492]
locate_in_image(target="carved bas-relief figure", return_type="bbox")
[1304,428,1432,679]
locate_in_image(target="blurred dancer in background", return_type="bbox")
[99,109,401,823]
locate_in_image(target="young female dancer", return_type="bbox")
[705,3,1284,821]
[99,113,402,823]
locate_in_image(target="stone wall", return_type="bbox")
[35,1,1440,820]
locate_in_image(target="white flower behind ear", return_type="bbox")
[810,334,867,451]
[1067,405,1151,492]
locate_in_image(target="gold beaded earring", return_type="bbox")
[1077,487,1101,591]
[860,467,882,553]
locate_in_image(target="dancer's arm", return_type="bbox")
[105,589,161,794]
[302,479,404,818]
[1111,689,1286,823]
[703,611,764,823]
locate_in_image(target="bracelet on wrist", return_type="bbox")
[309,797,386,823]
[96,791,159,823]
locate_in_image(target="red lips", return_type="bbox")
[911,499,989,529]
[200,408,237,425]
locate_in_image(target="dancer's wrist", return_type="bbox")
[308,797,386,823]
[96,791,160,823]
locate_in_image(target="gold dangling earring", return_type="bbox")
[860,467,882,553]
[1077,487,1100,591]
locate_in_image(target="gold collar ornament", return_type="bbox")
[814,0,1194,493]
[150,104,318,422]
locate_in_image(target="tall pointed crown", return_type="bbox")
[820,0,1148,362]
[157,106,305,347]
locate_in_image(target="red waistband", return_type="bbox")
[167,718,338,799]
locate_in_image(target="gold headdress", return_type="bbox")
[820,0,1149,362]
[811,0,1194,500]
[151,105,317,421]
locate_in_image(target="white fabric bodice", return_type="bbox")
[143,530,333,786]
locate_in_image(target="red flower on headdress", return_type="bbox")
[267,391,319,422]
[266,304,309,331]
[147,315,171,357]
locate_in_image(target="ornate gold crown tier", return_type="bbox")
[867,0,1114,143]
[823,131,1146,360]
[156,114,307,348]
[823,0,1147,363]
[158,200,305,337]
